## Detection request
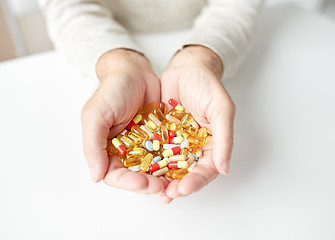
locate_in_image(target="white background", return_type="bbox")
[0,2,335,240]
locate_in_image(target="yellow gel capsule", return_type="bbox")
[198,127,208,138]
[187,135,205,147]
[158,102,167,115]
[143,118,157,132]
[172,168,189,179]
[141,102,158,117]
[123,157,141,167]
[153,107,165,122]
[140,153,154,172]
[126,132,143,145]
[165,169,177,178]
[167,109,186,120]
[180,113,194,127]
[148,113,162,127]
[164,121,178,131]
[160,125,169,144]
[117,134,134,149]
[165,114,180,124]
[127,147,147,157]
[181,148,189,156]
[131,125,150,140]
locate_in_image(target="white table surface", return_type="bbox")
[1,4,335,240]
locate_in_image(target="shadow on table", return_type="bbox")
[192,3,304,203]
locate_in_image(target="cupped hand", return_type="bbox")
[159,46,236,203]
[81,49,168,194]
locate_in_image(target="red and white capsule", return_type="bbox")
[112,138,126,155]
[153,133,160,151]
[163,146,181,158]
[149,159,168,172]
[126,114,142,130]
[168,99,184,112]
[168,160,188,169]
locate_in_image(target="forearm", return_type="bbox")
[40,0,142,79]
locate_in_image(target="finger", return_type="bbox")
[158,193,174,204]
[165,151,218,198]
[81,97,112,183]
[104,156,165,194]
[210,96,235,175]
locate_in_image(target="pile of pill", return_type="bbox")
[108,99,211,180]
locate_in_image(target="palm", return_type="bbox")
[101,72,169,194]
[160,66,234,202]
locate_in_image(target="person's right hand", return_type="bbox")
[81,49,166,194]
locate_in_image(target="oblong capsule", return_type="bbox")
[180,113,194,127]
[123,156,141,167]
[163,144,178,149]
[140,102,158,117]
[167,108,186,120]
[168,160,188,169]
[164,121,178,131]
[148,113,162,128]
[180,139,190,149]
[148,159,168,172]
[171,136,184,144]
[168,99,184,112]
[140,153,154,172]
[180,148,189,156]
[140,125,153,139]
[128,165,140,172]
[131,125,149,140]
[163,146,181,158]
[158,102,166,115]
[143,140,153,151]
[186,154,195,166]
[126,132,143,145]
[152,167,169,177]
[165,169,177,178]
[152,156,162,163]
[188,162,197,172]
[152,107,165,122]
[126,114,142,130]
[112,138,126,155]
[160,125,169,144]
[168,155,187,161]
[172,168,189,179]
[165,114,180,124]
[127,147,147,157]
[153,133,160,151]
[143,118,157,132]
[117,134,134,149]
[198,127,208,138]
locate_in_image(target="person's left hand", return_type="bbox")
[159,46,236,203]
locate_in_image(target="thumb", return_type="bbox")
[81,95,112,182]
[210,98,235,175]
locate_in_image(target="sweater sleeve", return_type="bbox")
[182,0,264,79]
[39,0,142,79]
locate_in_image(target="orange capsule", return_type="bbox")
[198,127,208,138]
[172,168,189,179]
[153,133,160,151]
[168,160,188,169]
[117,134,134,149]
[123,157,141,167]
[131,125,149,141]
[158,102,167,115]
[126,114,142,130]
[165,169,177,178]
[163,146,181,158]
[167,108,186,120]
[112,138,126,155]
[165,114,180,124]
[160,125,169,144]
[168,99,184,112]
[180,113,194,127]
[148,159,168,172]
[141,102,158,117]
[153,107,165,122]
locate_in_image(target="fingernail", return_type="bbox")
[90,168,99,182]
[222,162,230,175]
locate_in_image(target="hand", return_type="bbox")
[159,46,236,203]
[81,49,166,194]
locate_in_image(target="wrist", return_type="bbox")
[96,49,151,81]
[174,45,223,79]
